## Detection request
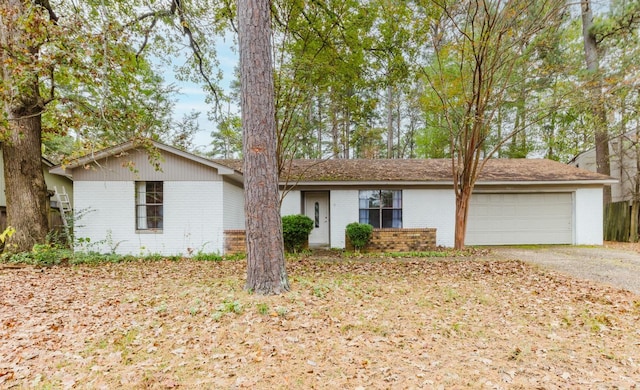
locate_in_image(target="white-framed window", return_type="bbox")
[359,190,402,228]
[135,181,163,230]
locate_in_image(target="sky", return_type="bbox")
[163,36,238,151]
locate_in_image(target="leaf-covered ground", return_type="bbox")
[1,255,639,389]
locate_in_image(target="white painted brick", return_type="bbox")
[74,181,224,256]
[280,190,301,216]
[223,181,245,230]
[403,189,456,247]
[329,190,359,249]
[575,188,603,245]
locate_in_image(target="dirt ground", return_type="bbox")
[492,242,640,295]
[1,256,639,389]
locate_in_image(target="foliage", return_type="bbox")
[281,214,314,253]
[345,222,373,251]
[208,113,242,158]
[1,243,72,266]
[418,0,564,249]
[0,226,16,253]
[0,247,241,266]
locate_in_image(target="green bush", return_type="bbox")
[282,215,314,253]
[1,243,72,266]
[346,222,373,251]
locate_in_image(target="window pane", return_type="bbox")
[368,209,380,228]
[136,205,148,230]
[380,191,393,208]
[147,181,162,193]
[392,191,402,208]
[392,209,402,228]
[359,209,369,225]
[382,209,394,228]
[147,205,163,229]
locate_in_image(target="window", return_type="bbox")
[136,181,163,230]
[359,190,402,228]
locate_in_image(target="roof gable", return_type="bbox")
[50,140,242,182]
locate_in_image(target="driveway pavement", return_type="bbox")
[492,246,640,295]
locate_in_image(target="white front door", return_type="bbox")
[304,192,329,248]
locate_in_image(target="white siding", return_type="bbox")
[74,181,223,256]
[223,181,245,230]
[280,190,302,216]
[575,187,604,245]
[71,149,222,182]
[403,189,456,247]
[329,190,359,248]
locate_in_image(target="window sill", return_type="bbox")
[136,229,163,234]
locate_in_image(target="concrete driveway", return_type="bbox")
[492,246,640,295]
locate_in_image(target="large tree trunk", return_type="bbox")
[238,0,289,294]
[0,0,50,253]
[2,117,49,253]
[581,0,611,204]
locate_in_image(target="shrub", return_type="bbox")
[282,214,314,253]
[346,222,373,251]
[1,243,72,266]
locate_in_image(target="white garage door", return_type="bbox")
[466,193,573,245]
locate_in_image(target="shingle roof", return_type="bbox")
[212,158,614,183]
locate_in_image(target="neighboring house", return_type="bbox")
[570,132,639,203]
[51,140,614,256]
[0,146,73,230]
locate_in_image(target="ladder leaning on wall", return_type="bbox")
[53,186,72,238]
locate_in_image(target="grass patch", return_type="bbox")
[1,246,244,266]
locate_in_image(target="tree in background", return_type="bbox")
[239,0,289,294]
[581,0,611,204]
[420,0,563,249]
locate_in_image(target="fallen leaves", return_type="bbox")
[1,258,639,388]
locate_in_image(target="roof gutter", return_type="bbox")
[280,179,618,187]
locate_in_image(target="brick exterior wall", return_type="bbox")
[224,230,246,255]
[226,227,437,254]
[345,228,437,252]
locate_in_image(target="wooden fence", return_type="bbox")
[604,201,634,242]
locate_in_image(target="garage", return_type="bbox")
[465,192,573,245]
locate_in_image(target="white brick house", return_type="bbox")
[50,141,244,256]
[51,141,614,256]
[215,158,614,249]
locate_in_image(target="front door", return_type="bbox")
[304,192,329,248]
